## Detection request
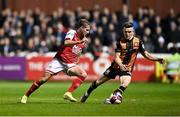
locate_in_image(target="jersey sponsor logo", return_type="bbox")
[72,45,82,55]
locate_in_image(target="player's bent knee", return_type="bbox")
[81,72,87,78]
[123,85,128,88]
[121,76,131,88]
[121,82,130,88]
[41,78,48,84]
[96,80,101,85]
[41,73,53,83]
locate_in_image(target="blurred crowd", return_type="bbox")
[0,4,180,57]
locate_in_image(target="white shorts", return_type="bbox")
[46,58,76,74]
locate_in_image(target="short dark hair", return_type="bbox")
[122,22,134,28]
[76,18,90,29]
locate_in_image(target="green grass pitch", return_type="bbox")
[0,81,180,116]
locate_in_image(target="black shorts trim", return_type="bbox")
[103,66,131,79]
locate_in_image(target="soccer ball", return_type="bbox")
[109,93,122,104]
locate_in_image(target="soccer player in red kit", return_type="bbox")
[21,19,91,103]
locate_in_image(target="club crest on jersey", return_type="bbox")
[72,45,82,55]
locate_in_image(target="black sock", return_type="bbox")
[114,86,126,95]
[87,81,98,94]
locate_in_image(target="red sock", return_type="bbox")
[68,77,85,93]
[25,80,43,97]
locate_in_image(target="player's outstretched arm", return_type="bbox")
[64,37,88,46]
[141,51,165,64]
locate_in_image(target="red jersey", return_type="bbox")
[55,29,85,63]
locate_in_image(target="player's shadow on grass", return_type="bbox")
[17,101,106,104]
[0,101,70,105]
[1,101,113,105]
[14,101,88,104]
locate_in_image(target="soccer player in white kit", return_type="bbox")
[21,19,91,103]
